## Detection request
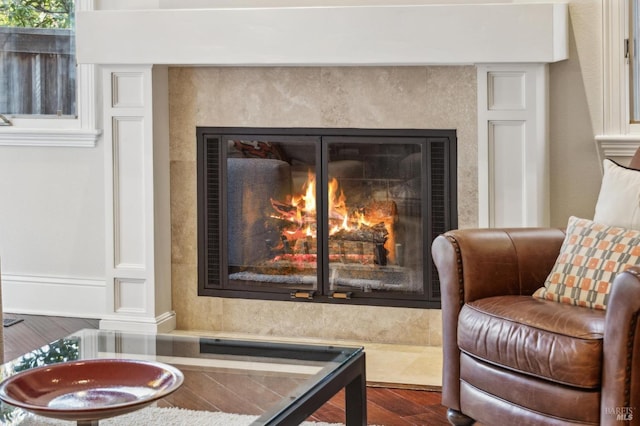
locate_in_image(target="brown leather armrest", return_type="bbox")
[601,266,640,426]
[431,227,565,410]
[432,227,566,303]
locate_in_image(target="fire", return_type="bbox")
[287,170,317,237]
[270,170,398,265]
[291,171,316,216]
[280,171,376,236]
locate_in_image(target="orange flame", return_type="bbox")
[284,171,377,236]
[272,170,396,262]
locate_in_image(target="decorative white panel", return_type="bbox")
[101,65,176,333]
[478,63,549,228]
[488,72,526,111]
[113,117,146,269]
[111,72,145,108]
[115,278,147,314]
[489,121,526,227]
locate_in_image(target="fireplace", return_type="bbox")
[69,2,567,334]
[197,127,457,308]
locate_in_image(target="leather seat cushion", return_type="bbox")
[458,295,605,388]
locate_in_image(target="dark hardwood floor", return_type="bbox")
[2,313,99,362]
[1,314,450,425]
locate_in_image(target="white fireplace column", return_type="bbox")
[99,64,175,333]
[477,63,550,227]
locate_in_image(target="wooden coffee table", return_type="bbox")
[0,329,367,425]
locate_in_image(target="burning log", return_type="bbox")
[269,173,399,266]
[271,253,375,264]
[270,198,302,222]
[331,222,388,244]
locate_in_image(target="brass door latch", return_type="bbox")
[329,292,353,299]
[290,291,315,299]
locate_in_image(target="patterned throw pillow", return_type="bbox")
[533,216,640,310]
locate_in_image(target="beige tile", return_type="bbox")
[319,304,430,346]
[319,66,430,128]
[194,66,324,128]
[221,298,326,338]
[171,264,223,331]
[168,67,198,162]
[366,344,442,388]
[170,160,197,265]
[200,298,435,346]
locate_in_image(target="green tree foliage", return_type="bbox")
[0,0,73,28]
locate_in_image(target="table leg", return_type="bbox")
[344,354,367,426]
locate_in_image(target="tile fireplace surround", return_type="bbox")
[76,1,568,345]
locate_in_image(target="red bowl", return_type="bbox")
[0,359,184,422]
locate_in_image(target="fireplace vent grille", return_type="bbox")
[203,135,222,287]
[429,141,447,300]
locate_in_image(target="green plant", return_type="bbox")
[0,0,73,28]
[12,337,80,372]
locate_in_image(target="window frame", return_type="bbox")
[631,0,640,124]
[0,0,101,147]
[603,0,631,135]
[596,0,640,166]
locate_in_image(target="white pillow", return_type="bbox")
[593,159,640,230]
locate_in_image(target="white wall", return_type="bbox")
[0,144,106,316]
[548,0,604,227]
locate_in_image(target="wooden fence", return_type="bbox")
[0,27,76,116]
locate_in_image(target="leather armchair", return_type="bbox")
[432,228,640,425]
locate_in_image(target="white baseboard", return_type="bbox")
[99,311,177,333]
[1,273,105,318]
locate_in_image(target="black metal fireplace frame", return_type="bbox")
[197,127,457,309]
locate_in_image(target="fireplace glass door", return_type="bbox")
[226,135,320,293]
[198,128,456,308]
[324,138,424,296]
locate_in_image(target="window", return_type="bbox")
[598,0,640,162]
[0,0,99,147]
[632,0,640,123]
[0,0,76,117]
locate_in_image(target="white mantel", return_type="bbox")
[77,3,567,66]
[75,2,568,332]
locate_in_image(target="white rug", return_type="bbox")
[14,406,345,426]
